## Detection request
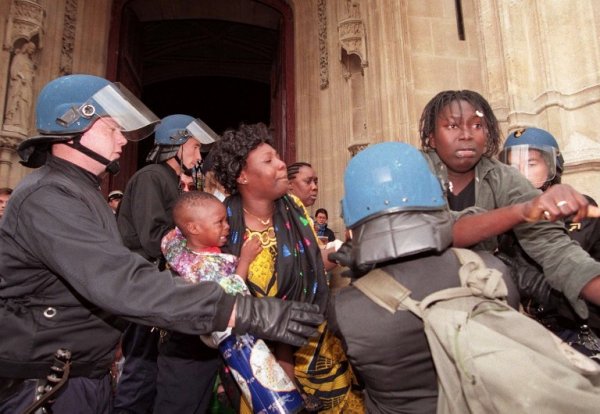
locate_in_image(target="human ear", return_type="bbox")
[237,171,248,185]
[186,221,201,235]
[428,133,436,149]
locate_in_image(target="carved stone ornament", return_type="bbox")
[0,131,25,151]
[318,0,329,90]
[60,0,78,75]
[4,0,45,51]
[4,40,37,133]
[338,1,367,68]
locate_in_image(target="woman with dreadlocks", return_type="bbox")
[419,89,600,329]
[211,122,363,413]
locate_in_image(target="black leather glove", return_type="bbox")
[328,240,373,279]
[328,241,353,267]
[233,295,323,347]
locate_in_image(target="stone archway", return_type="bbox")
[105,0,295,191]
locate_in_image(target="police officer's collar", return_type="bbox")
[47,155,103,187]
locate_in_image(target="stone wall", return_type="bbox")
[0,0,111,189]
[293,0,600,235]
[1,0,598,234]
[475,0,600,202]
[293,0,487,234]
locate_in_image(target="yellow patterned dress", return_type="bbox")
[235,195,364,413]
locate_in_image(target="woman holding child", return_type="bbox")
[211,122,363,413]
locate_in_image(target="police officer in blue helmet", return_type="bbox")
[18,73,159,174]
[499,126,600,261]
[146,114,219,184]
[113,114,219,413]
[498,127,600,355]
[499,127,565,190]
[0,75,323,413]
[329,142,518,413]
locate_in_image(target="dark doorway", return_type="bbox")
[105,0,295,191]
[139,76,270,167]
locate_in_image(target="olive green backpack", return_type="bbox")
[353,248,600,413]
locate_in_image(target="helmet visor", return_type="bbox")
[186,118,219,145]
[61,83,160,141]
[499,144,557,189]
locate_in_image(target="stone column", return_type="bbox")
[474,0,600,201]
[0,0,44,186]
[0,139,18,188]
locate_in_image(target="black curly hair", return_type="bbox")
[173,191,220,233]
[419,90,501,157]
[211,122,273,194]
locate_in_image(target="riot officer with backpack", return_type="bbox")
[328,142,519,412]
[329,142,600,414]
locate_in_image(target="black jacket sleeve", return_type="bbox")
[16,185,234,335]
[118,165,178,260]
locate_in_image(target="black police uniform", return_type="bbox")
[329,249,519,414]
[0,156,235,412]
[115,162,219,414]
[566,195,600,262]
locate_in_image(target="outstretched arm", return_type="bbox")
[228,296,323,347]
[453,184,595,247]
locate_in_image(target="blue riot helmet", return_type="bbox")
[18,74,160,172]
[499,127,564,189]
[146,114,219,164]
[341,142,453,267]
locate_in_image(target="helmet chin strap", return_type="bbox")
[65,136,120,175]
[173,154,202,192]
[173,154,194,176]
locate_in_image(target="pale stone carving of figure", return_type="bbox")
[5,42,36,129]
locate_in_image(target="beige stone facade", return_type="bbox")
[1,0,599,235]
[294,0,600,234]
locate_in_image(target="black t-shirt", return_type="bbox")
[447,179,475,211]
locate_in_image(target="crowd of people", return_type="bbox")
[0,74,599,414]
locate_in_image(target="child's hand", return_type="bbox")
[241,235,262,262]
[236,236,262,279]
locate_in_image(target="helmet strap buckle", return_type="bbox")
[56,107,80,127]
[172,129,190,141]
[56,104,96,128]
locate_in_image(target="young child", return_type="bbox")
[158,191,261,413]
[162,190,261,291]
[163,191,308,413]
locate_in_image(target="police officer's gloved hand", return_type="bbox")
[233,295,323,347]
[328,240,373,279]
[328,241,353,267]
